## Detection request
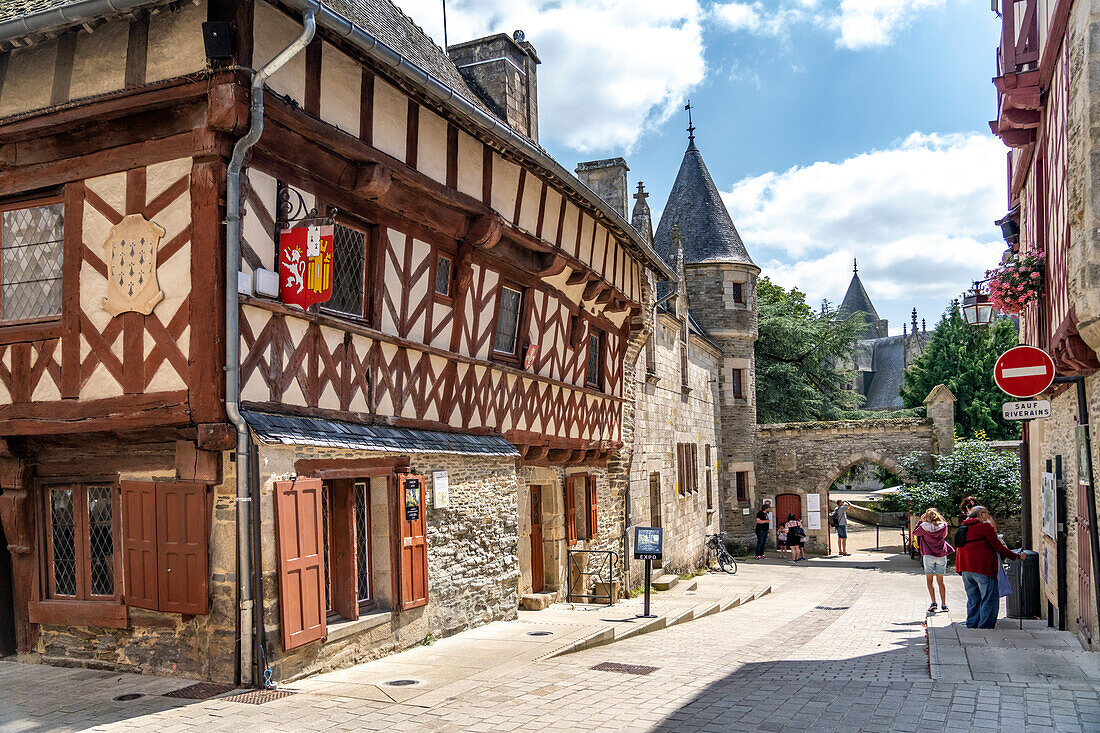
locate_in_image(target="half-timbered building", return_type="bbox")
[0,0,672,683]
[987,0,1100,649]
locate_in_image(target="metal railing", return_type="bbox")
[566,548,618,605]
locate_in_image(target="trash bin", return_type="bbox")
[1006,549,1040,618]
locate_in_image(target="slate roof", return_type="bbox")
[839,271,880,323]
[862,335,906,410]
[0,0,68,22]
[653,140,755,267]
[243,410,520,457]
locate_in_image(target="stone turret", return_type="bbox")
[631,182,653,246]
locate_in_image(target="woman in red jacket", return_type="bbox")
[956,506,1021,629]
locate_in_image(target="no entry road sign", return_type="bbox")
[994,345,1055,398]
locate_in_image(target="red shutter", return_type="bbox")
[155,482,209,615]
[121,481,159,610]
[397,474,429,610]
[587,475,598,539]
[275,478,327,650]
[564,476,577,546]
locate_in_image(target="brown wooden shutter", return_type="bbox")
[330,481,358,620]
[564,475,577,546]
[691,445,699,493]
[397,474,429,611]
[587,475,598,539]
[121,481,159,610]
[275,478,327,650]
[155,482,209,615]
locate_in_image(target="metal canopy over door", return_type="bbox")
[530,486,544,593]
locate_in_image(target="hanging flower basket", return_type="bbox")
[987,249,1045,315]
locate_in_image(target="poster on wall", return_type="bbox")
[807,511,821,530]
[404,476,422,521]
[433,471,450,509]
[807,493,821,512]
[1041,472,1056,539]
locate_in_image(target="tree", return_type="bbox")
[899,304,1020,439]
[755,277,867,423]
[873,438,1021,520]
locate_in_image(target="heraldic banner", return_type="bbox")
[279,223,334,309]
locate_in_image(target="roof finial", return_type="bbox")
[853,257,858,274]
[684,100,695,144]
[634,181,648,201]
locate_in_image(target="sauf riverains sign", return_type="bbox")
[280,224,334,309]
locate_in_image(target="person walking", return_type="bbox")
[913,508,953,613]
[832,500,851,556]
[754,500,772,559]
[956,505,1020,629]
[785,513,806,564]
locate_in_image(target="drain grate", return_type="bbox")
[527,631,554,636]
[163,682,236,700]
[113,693,144,702]
[591,661,659,676]
[224,689,297,705]
[385,679,420,687]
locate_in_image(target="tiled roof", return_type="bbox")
[654,140,755,267]
[243,410,521,457]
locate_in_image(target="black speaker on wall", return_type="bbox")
[202,21,234,60]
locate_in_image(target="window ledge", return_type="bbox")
[707,508,717,515]
[29,599,128,629]
[326,608,393,644]
[645,370,659,384]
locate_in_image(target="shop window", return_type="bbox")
[45,484,116,601]
[736,471,749,503]
[731,369,744,400]
[1,199,64,324]
[119,481,209,615]
[322,223,367,318]
[586,328,604,389]
[493,284,524,357]
[434,254,453,298]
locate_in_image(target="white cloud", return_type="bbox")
[711,0,946,49]
[721,132,1007,316]
[391,0,706,152]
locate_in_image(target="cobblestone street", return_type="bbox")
[3,551,1099,732]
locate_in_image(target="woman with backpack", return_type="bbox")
[785,513,806,564]
[913,508,953,613]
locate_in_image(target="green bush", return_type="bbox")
[873,438,1020,520]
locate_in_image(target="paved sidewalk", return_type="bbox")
[2,550,1099,732]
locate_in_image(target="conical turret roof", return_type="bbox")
[654,140,755,267]
[839,265,880,323]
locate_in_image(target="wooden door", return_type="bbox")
[776,493,801,524]
[0,521,14,657]
[530,487,544,594]
[398,474,429,611]
[1077,477,1093,644]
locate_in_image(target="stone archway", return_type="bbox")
[742,385,956,554]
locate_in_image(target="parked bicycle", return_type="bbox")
[705,534,738,574]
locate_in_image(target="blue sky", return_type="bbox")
[395,0,1007,334]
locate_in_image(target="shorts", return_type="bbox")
[776,537,786,548]
[836,525,848,539]
[922,555,948,575]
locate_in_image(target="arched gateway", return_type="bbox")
[743,385,956,554]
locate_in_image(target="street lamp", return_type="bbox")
[962,281,995,326]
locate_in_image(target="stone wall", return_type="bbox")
[254,444,520,680]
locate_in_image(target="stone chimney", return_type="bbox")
[575,158,629,219]
[449,31,540,143]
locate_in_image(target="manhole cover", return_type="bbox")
[591,662,659,676]
[113,693,144,702]
[163,682,236,700]
[527,631,554,636]
[385,679,420,687]
[225,690,297,705]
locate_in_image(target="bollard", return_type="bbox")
[875,524,880,551]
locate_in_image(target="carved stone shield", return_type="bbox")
[101,214,166,317]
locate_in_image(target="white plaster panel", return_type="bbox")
[0,40,56,117]
[416,108,448,185]
[405,238,433,343]
[372,78,408,162]
[456,131,483,200]
[243,168,278,272]
[31,371,60,402]
[541,188,562,245]
[517,177,542,235]
[380,230,405,336]
[253,1,306,104]
[491,156,521,224]
[146,1,207,83]
[560,204,580,258]
[591,226,608,276]
[429,303,452,350]
[80,363,123,400]
[70,20,128,100]
[146,356,187,393]
[577,216,594,268]
[320,42,361,136]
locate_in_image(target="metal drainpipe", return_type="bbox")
[226,7,316,687]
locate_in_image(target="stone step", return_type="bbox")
[665,607,695,627]
[519,592,556,610]
[651,574,679,591]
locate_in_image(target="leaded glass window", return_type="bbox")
[46,484,116,601]
[355,482,371,603]
[87,486,114,597]
[1,202,64,323]
[493,286,522,355]
[50,489,76,597]
[323,224,365,317]
[434,255,452,297]
[321,485,331,612]
[586,328,603,389]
